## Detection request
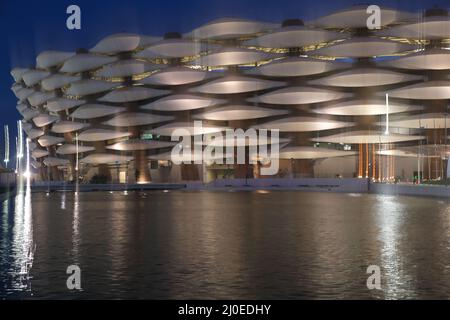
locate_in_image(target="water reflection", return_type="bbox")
[10,182,34,293]
[72,190,80,263]
[374,195,408,298]
[2,191,450,299]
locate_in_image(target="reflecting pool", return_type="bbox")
[2,190,450,299]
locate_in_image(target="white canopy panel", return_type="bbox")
[56,144,95,155]
[22,70,50,87]
[91,33,142,53]
[46,98,86,113]
[314,99,422,116]
[70,104,125,119]
[309,68,421,87]
[11,68,29,82]
[98,86,169,103]
[61,54,118,73]
[308,5,415,29]
[36,51,75,69]
[38,135,65,147]
[278,146,357,159]
[80,153,133,164]
[27,91,56,107]
[106,139,177,151]
[385,113,450,129]
[191,76,285,94]
[77,129,131,142]
[33,114,59,127]
[248,86,350,105]
[41,74,81,91]
[244,26,346,48]
[376,16,450,39]
[191,48,275,67]
[151,122,229,136]
[140,67,210,86]
[311,38,413,58]
[136,39,214,58]
[195,105,289,121]
[102,113,174,127]
[387,81,450,100]
[252,116,353,132]
[26,128,45,140]
[245,57,348,77]
[381,49,450,70]
[95,59,161,78]
[185,18,276,40]
[51,121,88,133]
[311,130,425,144]
[66,79,118,96]
[142,94,226,112]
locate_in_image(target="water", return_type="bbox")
[2,189,450,299]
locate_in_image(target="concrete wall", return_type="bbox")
[370,182,450,198]
[207,177,369,193]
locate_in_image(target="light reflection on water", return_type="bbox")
[2,183,35,295]
[1,190,450,299]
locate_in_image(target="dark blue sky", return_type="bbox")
[0,0,448,160]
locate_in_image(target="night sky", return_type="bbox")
[0,0,448,161]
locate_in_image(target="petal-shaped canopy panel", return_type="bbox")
[311,38,413,58]
[309,68,421,87]
[38,135,65,147]
[195,105,289,121]
[248,86,350,105]
[70,104,125,119]
[142,94,225,112]
[191,48,275,67]
[311,130,425,144]
[251,116,353,132]
[314,99,422,116]
[185,18,275,40]
[41,74,81,91]
[77,129,131,142]
[140,67,209,86]
[46,98,86,113]
[66,79,118,96]
[246,57,348,77]
[90,33,142,53]
[36,51,74,69]
[107,139,177,151]
[103,113,174,127]
[33,114,59,127]
[98,87,169,103]
[381,49,450,70]
[192,76,285,94]
[61,54,118,73]
[56,144,95,155]
[387,81,450,100]
[308,5,414,29]
[51,121,88,133]
[151,122,229,136]
[245,26,346,48]
[278,146,357,159]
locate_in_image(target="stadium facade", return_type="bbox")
[9,5,450,184]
